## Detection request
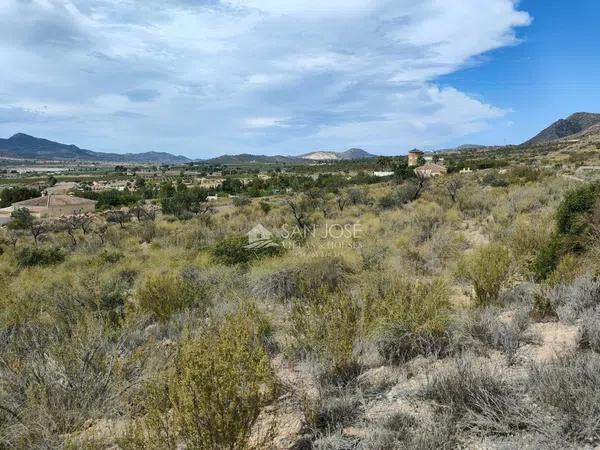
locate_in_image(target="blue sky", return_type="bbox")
[439,0,600,148]
[0,0,597,157]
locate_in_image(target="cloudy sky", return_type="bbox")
[0,0,598,157]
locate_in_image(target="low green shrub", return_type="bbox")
[232,195,251,207]
[289,291,361,384]
[15,245,65,267]
[378,182,420,209]
[532,233,563,281]
[365,277,451,363]
[135,271,207,321]
[123,307,277,450]
[535,181,600,279]
[556,181,600,235]
[460,243,511,305]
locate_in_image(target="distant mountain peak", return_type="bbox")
[524,112,600,145]
[0,133,190,163]
[301,148,376,161]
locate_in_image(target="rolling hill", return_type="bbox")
[0,133,191,163]
[202,154,304,165]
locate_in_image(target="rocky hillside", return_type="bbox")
[524,112,600,145]
[301,148,376,161]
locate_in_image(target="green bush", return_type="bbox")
[556,181,600,235]
[232,195,251,207]
[378,183,419,209]
[532,233,563,281]
[252,256,356,301]
[135,271,206,321]
[534,182,600,280]
[124,308,277,450]
[481,172,508,187]
[289,291,361,383]
[461,243,511,305]
[259,200,272,214]
[365,278,451,363]
[15,245,65,267]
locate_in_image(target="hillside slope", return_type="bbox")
[301,148,376,161]
[524,112,600,145]
[0,133,190,163]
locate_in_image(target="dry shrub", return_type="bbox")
[288,291,361,384]
[544,275,600,322]
[460,242,511,306]
[450,306,534,364]
[362,411,457,450]
[420,355,531,434]
[0,314,141,449]
[135,271,207,321]
[364,275,451,363]
[251,255,357,302]
[123,307,277,450]
[530,352,600,443]
[578,307,600,352]
[545,253,583,286]
[509,214,553,275]
[457,185,494,218]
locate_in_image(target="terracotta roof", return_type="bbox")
[13,194,97,207]
[415,163,447,173]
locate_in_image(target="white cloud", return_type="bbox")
[0,0,532,156]
[242,116,289,129]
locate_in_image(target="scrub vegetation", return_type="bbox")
[1,155,600,449]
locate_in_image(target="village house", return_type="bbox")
[197,177,224,189]
[91,180,130,192]
[408,149,424,167]
[415,163,448,177]
[0,194,97,222]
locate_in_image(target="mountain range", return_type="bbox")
[2,113,600,164]
[0,133,191,164]
[0,133,377,164]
